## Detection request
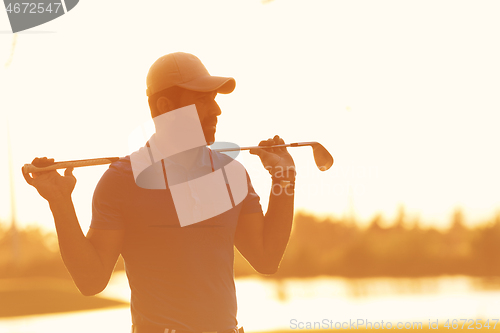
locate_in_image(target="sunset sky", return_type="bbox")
[1,0,499,232]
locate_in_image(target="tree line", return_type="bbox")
[1,208,500,279]
[235,209,500,278]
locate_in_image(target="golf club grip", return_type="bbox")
[22,157,120,174]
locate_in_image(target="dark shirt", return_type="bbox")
[90,152,262,331]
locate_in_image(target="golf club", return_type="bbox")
[213,142,333,171]
[22,141,333,174]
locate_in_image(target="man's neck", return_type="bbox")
[167,146,205,170]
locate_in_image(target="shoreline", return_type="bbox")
[0,276,127,318]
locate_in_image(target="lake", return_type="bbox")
[1,273,500,333]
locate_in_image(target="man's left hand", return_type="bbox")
[250,135,296,180]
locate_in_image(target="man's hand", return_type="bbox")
[23,157,76,202]
[250,135,296,180]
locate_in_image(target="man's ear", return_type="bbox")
[156,96,176,115]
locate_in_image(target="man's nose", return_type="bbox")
[210,101,222,116]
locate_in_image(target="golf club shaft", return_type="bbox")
[22,142,324,174]
[22,157,120,174]
[212,142,318,152]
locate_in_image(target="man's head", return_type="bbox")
[146,53,235,144]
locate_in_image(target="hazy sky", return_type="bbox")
[1,0,499,231]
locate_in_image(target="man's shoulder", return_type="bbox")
[99,155,134,182]
[109,155,132,171]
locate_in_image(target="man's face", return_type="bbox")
[177,90,221,145]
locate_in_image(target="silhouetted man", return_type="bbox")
[24,52,296,333]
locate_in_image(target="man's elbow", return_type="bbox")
[75,280,107,296]
[254,261,280,275]
[79,288,102,297]
[257,267,279,275]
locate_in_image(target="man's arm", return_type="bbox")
[234,189,294,274]
[234,136,295,274]
[23,159,123,296]
[51,198,123,296]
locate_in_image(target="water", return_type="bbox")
[1,273,500,333]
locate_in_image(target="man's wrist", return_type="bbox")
[270,165,296,180]
[48,195,73,209]
[272,178,295,192]
[271,172,296,182]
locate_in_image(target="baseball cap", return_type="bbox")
[146,52,236,97]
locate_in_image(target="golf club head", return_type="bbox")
[311,142,334,171]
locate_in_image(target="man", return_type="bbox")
[24,52,296,333]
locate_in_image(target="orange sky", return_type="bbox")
[1,0,500,231]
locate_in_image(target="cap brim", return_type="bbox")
[177,75,236,94]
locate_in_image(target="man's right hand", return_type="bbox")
[23,157,77,203]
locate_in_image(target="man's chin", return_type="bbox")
[205,135,215,146]
[203,129,216,146]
